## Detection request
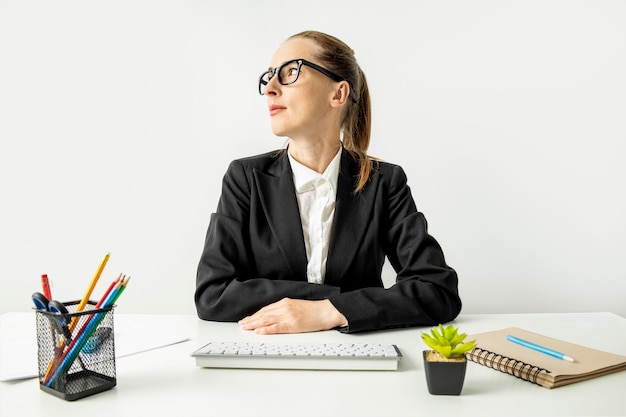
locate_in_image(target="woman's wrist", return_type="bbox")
[323,299,348,328]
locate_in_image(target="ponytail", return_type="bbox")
[289,31,376,193]
[342,66,373,193]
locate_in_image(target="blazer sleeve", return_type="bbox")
[327,165,462,333]
[194,160,340,322]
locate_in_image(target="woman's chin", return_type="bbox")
[270,125,288,138]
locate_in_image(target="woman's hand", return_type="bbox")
[238,298,347,334]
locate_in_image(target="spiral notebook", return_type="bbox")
[466,327,626,389]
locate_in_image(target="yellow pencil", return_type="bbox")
[69,252,110,332]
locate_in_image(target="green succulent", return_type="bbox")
[422,324,477,359]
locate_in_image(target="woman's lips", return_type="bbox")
[269,104,286,116]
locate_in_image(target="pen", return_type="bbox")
[507,335,575,362]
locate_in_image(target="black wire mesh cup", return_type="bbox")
[35,300,116,400]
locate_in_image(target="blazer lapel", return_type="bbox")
[254,153,308,282]
[325,152,379,286]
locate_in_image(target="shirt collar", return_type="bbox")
[288,147,342,194]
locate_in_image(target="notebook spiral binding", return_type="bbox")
[466,348,550,386]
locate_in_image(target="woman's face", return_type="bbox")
[263,38,338,140]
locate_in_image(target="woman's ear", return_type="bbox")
[330,81,351,108]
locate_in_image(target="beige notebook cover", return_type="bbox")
[466,327,626,388]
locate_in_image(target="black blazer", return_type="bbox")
[195,150,461,333]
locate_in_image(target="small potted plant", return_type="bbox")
[421,324,476,395]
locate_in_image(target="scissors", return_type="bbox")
[32,292,91,378]
[32,292,73,341]
[32,292,111,356]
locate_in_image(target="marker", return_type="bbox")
[507,335,575,362]
[41,274,52,300]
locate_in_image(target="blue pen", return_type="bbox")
[507,335,575,362]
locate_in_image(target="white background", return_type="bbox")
[1,0,624,318]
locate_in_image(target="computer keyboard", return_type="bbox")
[191,341,402,371]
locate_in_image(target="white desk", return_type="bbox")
[1,312,625,416]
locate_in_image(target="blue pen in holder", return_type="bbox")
[34,300,116,401]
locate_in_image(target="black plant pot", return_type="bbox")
[423,351,467,395]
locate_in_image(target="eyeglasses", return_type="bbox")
[258,58,357,102]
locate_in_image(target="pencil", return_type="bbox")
[96,273,122,308]
[109,276,130,306]
[58,274,123,359]
[69,253,110,332]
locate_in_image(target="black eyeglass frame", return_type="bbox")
[259,58,357,103]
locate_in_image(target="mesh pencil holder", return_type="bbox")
[35,300,116,400]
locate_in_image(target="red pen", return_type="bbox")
[41,274,52,300]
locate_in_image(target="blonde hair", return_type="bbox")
[288,31,375,193]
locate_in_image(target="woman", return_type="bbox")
[195,31,461,334]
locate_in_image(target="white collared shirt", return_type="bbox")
[288,148,342,284]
